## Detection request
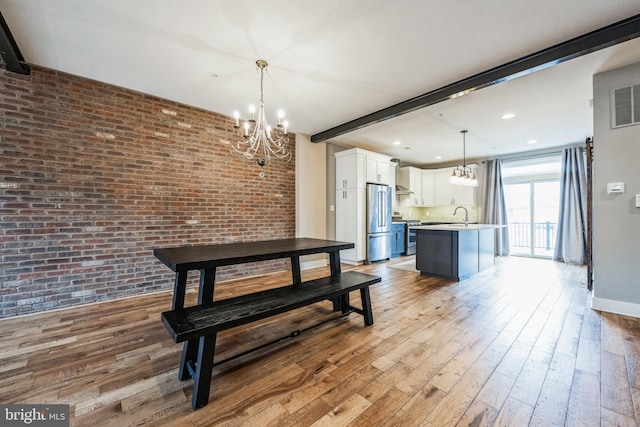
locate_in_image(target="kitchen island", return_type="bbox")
[414,224,504,281]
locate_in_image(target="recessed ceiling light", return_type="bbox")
[435,156,442,160]
[502,113,516,119]
[393,140,401,146]
[527,139,538,144]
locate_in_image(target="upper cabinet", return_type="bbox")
[422,170,435,206]
[336,150,366,190]
[335,148,477,207]
[366,156,390,185]
[335,148,392,190]
[397,166,423,206]
[434,166,477,206]
[389,161,397,203]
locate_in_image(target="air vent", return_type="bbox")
[612,84,640,128]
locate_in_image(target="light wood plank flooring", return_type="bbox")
[0,256,638,426]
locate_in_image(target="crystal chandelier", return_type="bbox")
[230,59,292,168]
[450,130,478,187]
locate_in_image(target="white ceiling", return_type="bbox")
[2,0,640,167]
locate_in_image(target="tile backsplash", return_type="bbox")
[394,205,479,223]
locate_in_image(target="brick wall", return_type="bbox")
[0,66,296,318]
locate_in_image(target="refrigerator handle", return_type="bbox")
[379,191,386,227]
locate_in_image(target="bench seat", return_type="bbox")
[161,270,380,409]
[162,270,380,343]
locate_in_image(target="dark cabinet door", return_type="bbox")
[416,230,453,277]
[391,224,405,255]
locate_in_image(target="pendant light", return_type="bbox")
[449,130,478,187]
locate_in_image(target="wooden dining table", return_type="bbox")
[154,237,378,409]
[153,237,355,310]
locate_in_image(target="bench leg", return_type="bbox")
[360,287,374,326]
[178,339,198,381]
[192,333,217,410]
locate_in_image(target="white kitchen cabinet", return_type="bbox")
[335,150,366,190]
[334,147,391,264]
[434,169,454,205]
[421,170,435,206]
[366,156,390,185]
[389,161,397,205]
[454,182,476,205]
[336,148,391,189]
[398,166,423,206]
[335,189,366,264]
[434,166,477,205]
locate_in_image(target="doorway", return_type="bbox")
[502,155,561,258]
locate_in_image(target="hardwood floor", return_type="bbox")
[1,256,639,426]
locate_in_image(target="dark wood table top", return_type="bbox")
[153,237,354,272]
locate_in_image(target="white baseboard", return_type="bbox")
[300,259,328,271]
[591,296,640,318]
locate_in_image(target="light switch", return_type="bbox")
[636,194,640,208]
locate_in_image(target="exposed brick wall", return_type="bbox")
[0,66,296,318]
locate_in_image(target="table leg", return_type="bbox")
[178,267,217,381]
[340,294,350,314]
[198,267,216,304]
[172,269,188,310]
[290,256,301,285]
[328,251,342,311]
[329,251,341,276]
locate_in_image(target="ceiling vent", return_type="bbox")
[0,12,30,75]
[612,84,640,128]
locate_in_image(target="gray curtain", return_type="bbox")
[554,147,587,264]
[481,159,509,256]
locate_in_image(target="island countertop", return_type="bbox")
[413,224,505,231]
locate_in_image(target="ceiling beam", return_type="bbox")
[311,14,640,143]
[0,12,30,75]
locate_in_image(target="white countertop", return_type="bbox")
[413,224,506,231]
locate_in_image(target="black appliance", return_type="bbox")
[405,220,421,255]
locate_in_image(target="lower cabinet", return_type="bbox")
[391,223,406,257]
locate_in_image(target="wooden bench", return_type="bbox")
[161,270,381,409]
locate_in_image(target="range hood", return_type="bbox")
[395,184,413,195]
[391,158,414,195]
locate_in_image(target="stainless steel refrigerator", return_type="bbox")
[366,183,392,263]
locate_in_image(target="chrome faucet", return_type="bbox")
[453,206,469,226]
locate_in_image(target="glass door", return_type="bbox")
[504,183,531,256]
[504,180,559,258]
[532,181,560,257]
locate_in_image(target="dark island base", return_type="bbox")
[416,227,496,281]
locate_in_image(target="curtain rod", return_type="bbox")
[485,141,586,163]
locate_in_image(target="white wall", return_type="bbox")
[592,61,640,317]
[296,133,328,269]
